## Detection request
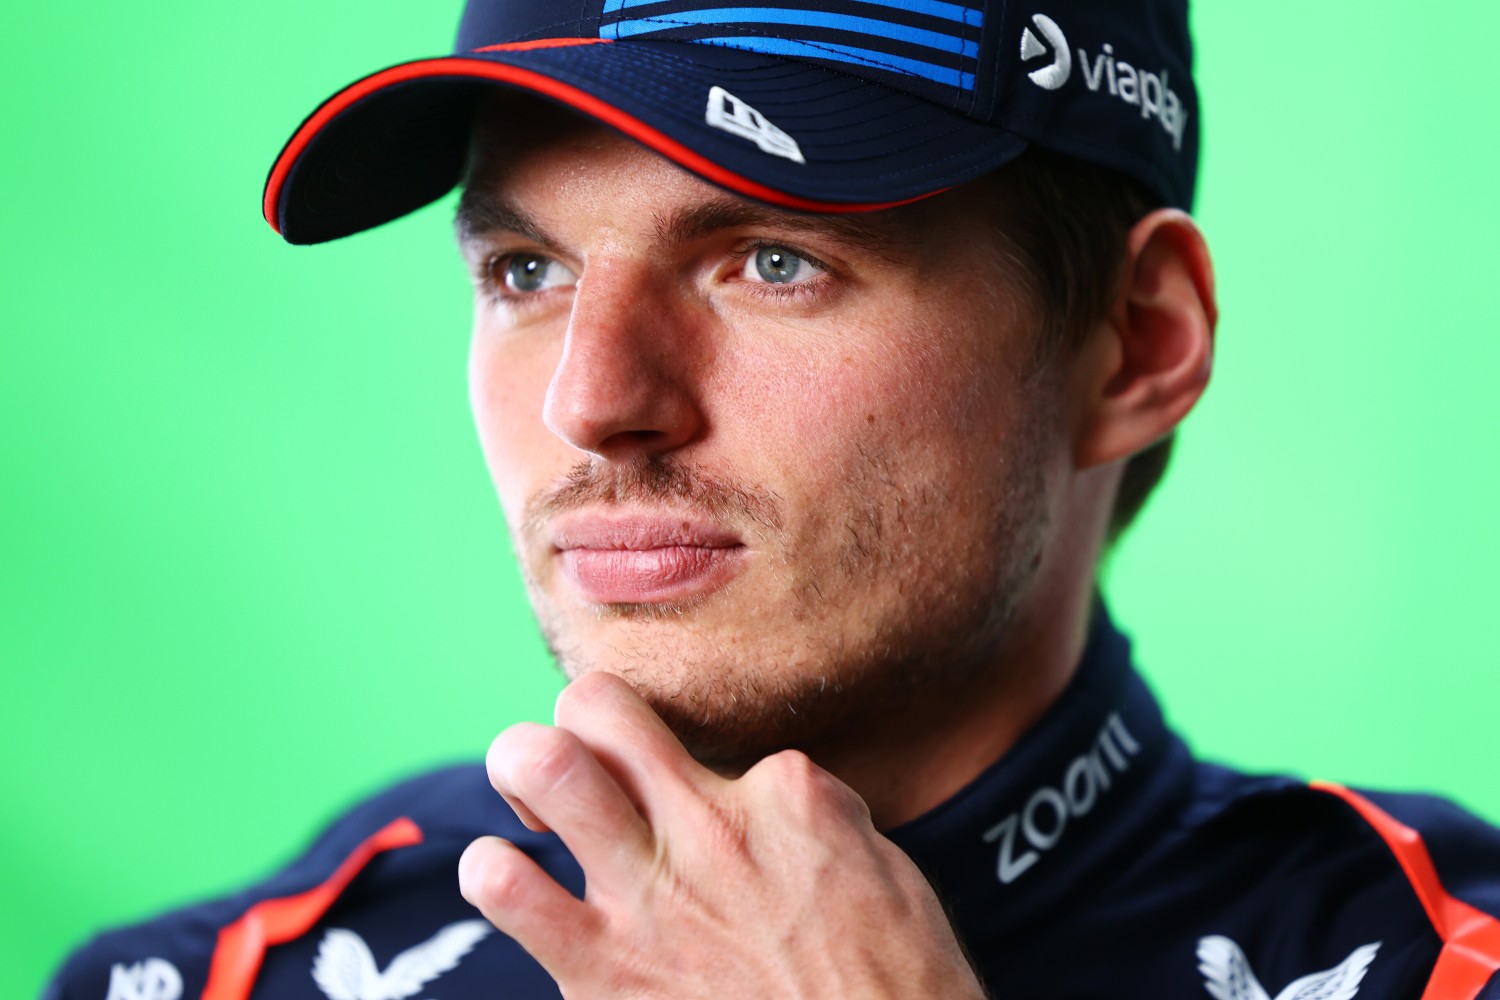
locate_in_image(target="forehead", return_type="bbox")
[456,97,1001,258]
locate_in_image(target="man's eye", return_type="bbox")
[743,246,820,285]
[494,253,576,295]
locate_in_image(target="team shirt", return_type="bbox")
[47,608,1500,999]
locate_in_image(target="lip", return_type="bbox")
[550,513,747,604]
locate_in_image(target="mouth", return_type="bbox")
[550,513,748,605]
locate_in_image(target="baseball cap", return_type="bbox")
[264,0,1198,245]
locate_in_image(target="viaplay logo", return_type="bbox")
[1020,13,1189,152]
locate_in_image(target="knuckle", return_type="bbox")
[460,840,528,912]
[521,728,586,797]
[759,747,818,780]
[778,749,840,792]
[752,749,867,822]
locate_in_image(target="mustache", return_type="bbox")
[521,456,785,541]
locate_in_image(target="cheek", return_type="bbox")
[733,323,1011,475]
[733,315,1043,564]
[468,325,562,525]
[714,343,883,470]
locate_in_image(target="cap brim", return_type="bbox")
[265,39,1031,244]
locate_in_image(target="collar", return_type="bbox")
[886,601,1194,946]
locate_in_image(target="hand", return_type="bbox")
[458,671,988,999]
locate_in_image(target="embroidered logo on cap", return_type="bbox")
[1021,13,1190,152]
[705,86,806,164]
[105,959,182,1000]
[1197,936,1381,1000]
[1020,14,1071,90]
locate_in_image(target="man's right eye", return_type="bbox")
[492,253,577,296]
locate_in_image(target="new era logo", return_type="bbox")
[705,86,805,163]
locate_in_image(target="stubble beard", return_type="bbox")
[517,425,1052,773]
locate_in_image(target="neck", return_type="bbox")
[808,463,1116,829]
[813,577,1099,830]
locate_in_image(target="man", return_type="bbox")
[47,0,1500,997]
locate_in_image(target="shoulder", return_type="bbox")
[1167,763,1500,998]
[1332,784,1500,917]
[1184,764,1500,908]
[44,762,570,1000]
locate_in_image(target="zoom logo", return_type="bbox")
[1020,14,1071,90]
[982,711,1141,885]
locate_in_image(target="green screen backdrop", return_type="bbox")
[4,1,1498,994]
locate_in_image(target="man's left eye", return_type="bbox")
[743,246,821,285]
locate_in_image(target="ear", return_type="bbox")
[1071,209,1217,470]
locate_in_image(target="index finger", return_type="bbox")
[553,671,720,826]
[487,720,655,888]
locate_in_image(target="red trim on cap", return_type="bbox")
[200,817,424,1000]
[264,46,936,236]
[1311,781,1500,1000]
[473,38,610,53]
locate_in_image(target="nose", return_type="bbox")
[542,259,705,460]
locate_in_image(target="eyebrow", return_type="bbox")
[455,186,907,262]
[455,188,554,247]
[653,200,905,261]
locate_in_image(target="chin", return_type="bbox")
[538,602,1013,773]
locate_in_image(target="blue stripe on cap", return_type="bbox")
[607,7,978,58]
[603,0,979,25]
[681,34,976,89]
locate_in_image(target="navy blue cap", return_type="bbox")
[265,0,1198,245]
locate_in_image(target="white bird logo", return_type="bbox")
[1197,935,1381,1000]
[310,920,493,1000]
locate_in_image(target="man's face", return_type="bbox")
[461,109,1071,768]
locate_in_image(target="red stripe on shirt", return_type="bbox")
[1312,781,1500,999]
[201,816,424,1000]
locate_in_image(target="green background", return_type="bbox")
[4,1,1497,994]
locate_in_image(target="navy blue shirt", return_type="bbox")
[46,611,1500,998]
